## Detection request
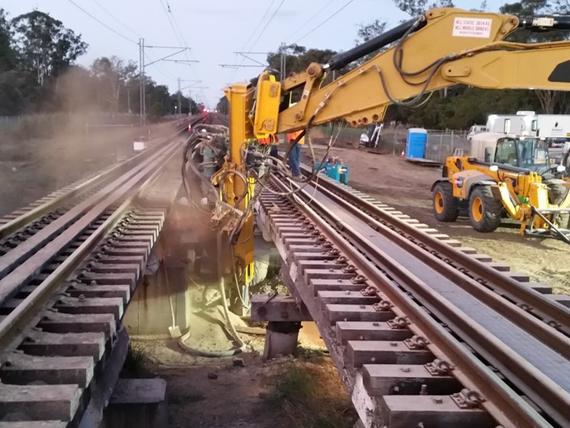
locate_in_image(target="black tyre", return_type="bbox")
[432,181,458,222]
[469,186,502,232]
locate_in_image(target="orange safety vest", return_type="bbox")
[286,130,304,144]
[258,134,279,145]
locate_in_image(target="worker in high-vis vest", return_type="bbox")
[287,130,304,180]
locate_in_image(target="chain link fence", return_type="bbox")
[317,125,470,164]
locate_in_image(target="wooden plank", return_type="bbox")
[345,341,433,368]
[363,364,460,396]
[38,311,116,339]
[1,353,94,387]
[54,296,124,321]
[20,331,106,361]
[381,395,494,428]
[336,321,412,343]
[0,384,81,422]
[325,304,395,323]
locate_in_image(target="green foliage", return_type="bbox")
[264,363,356,428]
[355,19,386,44]
[0,9,15,72]
[11,11,87,86]
[386,87,542,128]
[216,96,228,114]
[395,0,455,16]
[266,44,337,76]
[0,8,194,118]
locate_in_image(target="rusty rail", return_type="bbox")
[260,172,570,428]
[0,131,183,425]
[300,164,570,332]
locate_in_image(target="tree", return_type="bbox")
[54,65,96,112]
[0,9,23,115]
[91,56,137,113]
[216,96,228,114]
[550,0,569,13]
[0,9,15,72]
[354,19,387,63]
[146,83,171,118]
[394,0,454,16]
[169,92,197,115]
[266,44,337,76]
[11,11,87,86]
[355,19,387,44]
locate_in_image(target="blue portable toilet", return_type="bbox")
[406,128,428,159]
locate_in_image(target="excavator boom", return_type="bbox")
[244,8,570,135]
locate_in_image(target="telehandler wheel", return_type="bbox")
[469,186,502,233]
[432,181,458,222]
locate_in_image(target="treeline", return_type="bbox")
[218,0,570,130]
[0,9,197,118]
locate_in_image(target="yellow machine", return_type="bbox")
[435,158,569,238]
[433,135,570,241]
[216,7,570,278]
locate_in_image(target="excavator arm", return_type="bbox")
[220,7,570,288]
[243,8,570,136]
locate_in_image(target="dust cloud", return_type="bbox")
[0,69,177,216]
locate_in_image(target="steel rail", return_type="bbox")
[270,174,569,428]
[300,176,570,353]
[300,166,570,334]
[0,125,186,240]
[0,142,178,306]
[0,142,179,353]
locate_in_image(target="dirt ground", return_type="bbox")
[311,145,570,295]
[127,327,354,428]
[0,121,178,217]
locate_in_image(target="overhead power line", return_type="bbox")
[157,0,203,83]
[66,0,137,45]
[294,0,356,43]
[91,0,142,38]
[250,0,287,51]
[241,0,278,52]
[287,0,335,43]
[228,0,282,82]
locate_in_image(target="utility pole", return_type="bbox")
[177,78,182,116]
[138,43,197,126]
[138,38,145,127]
[280,42,287,81]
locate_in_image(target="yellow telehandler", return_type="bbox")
[432,133,570,242]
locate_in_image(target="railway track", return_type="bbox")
[258,170,570,428]
[0,129,184,427]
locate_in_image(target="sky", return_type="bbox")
[2,0,507,107]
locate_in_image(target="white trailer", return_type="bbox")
[535,115,570,139]
[485,113,536,136]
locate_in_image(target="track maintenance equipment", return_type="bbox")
[433,132,570,242]
[215,7,570,285]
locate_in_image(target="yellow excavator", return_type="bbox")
[212,7,570,283]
